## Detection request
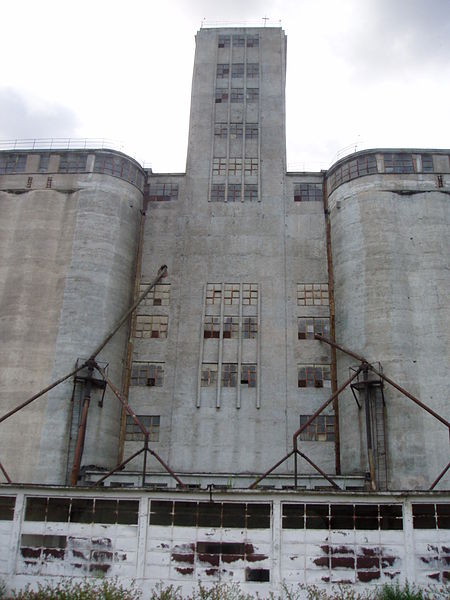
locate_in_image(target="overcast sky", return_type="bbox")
[0,0,449,172]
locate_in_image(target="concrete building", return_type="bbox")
[0,26,449,594]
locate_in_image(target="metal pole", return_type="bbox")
[363,367,377,491]
[0,463,12,484]
[95,363,185,487]
[429,461,450,490]
[249,450,295,489]
[297,450,340,490]
[70,363,94,486]
[0,362,87,424]
[142,437,149,487]
[314,334,369,364]
[369,366,450,429]
[88,265,167,361]
[293,367,363,448]
[93,447,145,487]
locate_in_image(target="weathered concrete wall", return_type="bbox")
[124,28,336,482]
[1,487,449,596]
[327,152,450,490]
[0,151,144,484]
[0,187,77,483]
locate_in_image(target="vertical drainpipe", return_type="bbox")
[322,173,341,475]
[117,200,147,464]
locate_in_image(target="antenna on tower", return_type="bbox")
[262,16,269,27]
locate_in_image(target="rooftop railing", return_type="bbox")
[0,138,147,166]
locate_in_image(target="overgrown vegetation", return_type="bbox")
[9,578,142,600]
[4,580,449,600]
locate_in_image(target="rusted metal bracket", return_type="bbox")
[315,335,450,490]
[249,366,363,490]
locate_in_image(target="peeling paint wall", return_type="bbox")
[1,488,449,596]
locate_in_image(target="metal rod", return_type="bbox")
[315,334,369,364]
[294,449,298,489]
[293,367,363,448]
[95,364,149,437]
[0,462,12,484]
[95,363,185,488]
[322,179,341,475]
[363,367,377,491]
[296,449,340,490]
[142,437,149,487]
[369,366,450,429]
[0,362,87,424]
[93,447,145,487]
[429,461,450,490]
[88,264,168,361]
[148,449,185,487]
[70,363,94,486]
[249,450,295,489]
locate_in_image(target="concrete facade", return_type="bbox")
[0,31,449,596]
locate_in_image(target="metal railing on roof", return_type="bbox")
[200,19,282,28]
[0,138,146,166]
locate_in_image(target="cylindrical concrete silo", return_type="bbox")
[327,149,450,490]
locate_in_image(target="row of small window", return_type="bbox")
[150,500,269,528]
[204,316,257,339]
[328,153,435,193]
[201,363,257,388]
[215,123,258,140]
[23,497,139,524]
[215,89,259,103]
[4,497,449,530]
[206,283,258,305]
[138,283,170,306]
[213,157,258,175]
[147,182,179,201]
[125,415,160,441]
[135,315,168,338]
[282,503,403,530]
[211,183,258,202]
[298,364,331,388]
[93,153,144,188]
[218,34,259,48]
[217,63,259,79]
[294,183,322,202]
[0,153,144,188]
[298,283,329,306]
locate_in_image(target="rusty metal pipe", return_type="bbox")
[89,265,167,361]
[314,334,369,364]
[293,367,363,448]
[429,461,450,490]
[148,449,185,487]
[249,450,295,489]
[362,368,377,491]
[0,462,12,484]
[70,363,94,486]
[369,366,450,429]
[95,363,185,488]
[0,362,87,425]
[296,449,340,490]
[93,447,145,487]
[94,364,149,437]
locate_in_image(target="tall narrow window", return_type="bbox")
[201,364,218,387]
[223,317,239,339]
[227,184,241,202]
[211,184,225,202]
[216,64,230,78]
[241,364,257,387]
[242,317,258,339]
[222,364,238,387]
[232,63,245,78]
